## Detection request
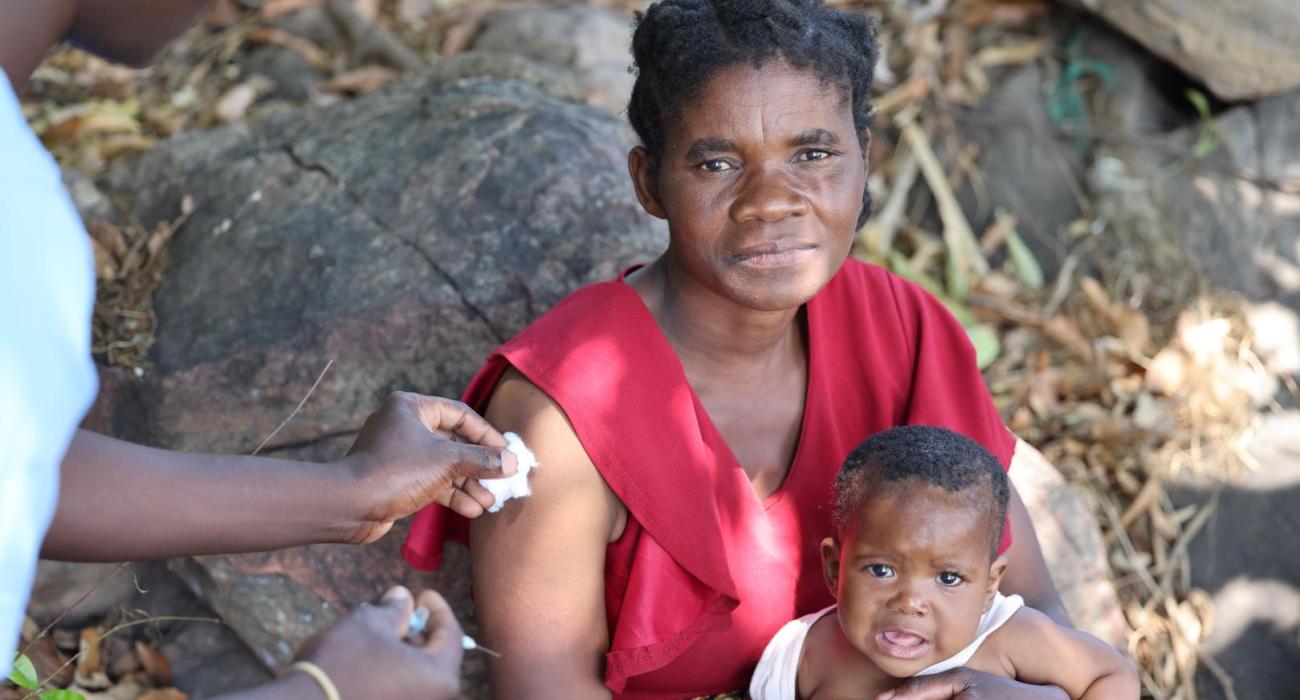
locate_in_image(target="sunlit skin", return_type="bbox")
[629,58,868,315]
[808,481,1007,696]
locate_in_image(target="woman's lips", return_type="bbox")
[874,629,930,660]
[730,243,818,268]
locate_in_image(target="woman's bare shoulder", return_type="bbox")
[482,366,626,540]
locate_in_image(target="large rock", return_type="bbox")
[26,562,141,629]
[1063,0,1300,101]
[1010,441,1128,647]
[128,562,274,698]
[100,57,665,692]
[1104,89,1300,309]
[954,60,1084,276]
[105,53,656,456]
[952,11,1203,281]
[472,5,635,116]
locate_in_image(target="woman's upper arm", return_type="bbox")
[470,367,619,699]
[1000,440,1072,627]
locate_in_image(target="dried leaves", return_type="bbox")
[3,615,197,700]
[89,196,194,372]
[979,280,1259,700]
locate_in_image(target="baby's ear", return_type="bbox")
[984,554,1009,612]
[820,536,842,597]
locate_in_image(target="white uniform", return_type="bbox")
[0,68,99,676]
[750,592,1025,700]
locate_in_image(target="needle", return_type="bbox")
[407,607,501,657]
[461,635,502,658]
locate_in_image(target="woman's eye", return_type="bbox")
[937,572,963,587]
[866,564,895,579]
[698,159,734,173]
[799,149,832,162]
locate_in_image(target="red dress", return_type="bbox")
[403,259,1016,698]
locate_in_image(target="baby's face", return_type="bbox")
[821,482,1006,678]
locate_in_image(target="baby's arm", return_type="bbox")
[997,606,1139,699]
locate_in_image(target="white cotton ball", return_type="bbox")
[481,432,539,513]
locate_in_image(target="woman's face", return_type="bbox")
[630,60,868,312]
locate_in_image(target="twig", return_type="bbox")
[858,147,919,255]
[1043,244,1083,317]
[326,0,427,72]
[1139,668,1171,700]
[1120,473,1163,529]
[251,359,334,455]
[20,563,129,657]
[1090,481,1164,602]
[1197,645,1238,700]
[1157,497,1216,594]
[21,615,222,699]
[967,292,1042,326]
[900,118,987,296]
[947,109,1300,195]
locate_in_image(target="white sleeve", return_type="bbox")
[750,606,836,700]
[0,68,99,676]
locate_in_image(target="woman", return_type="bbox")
[404,1,1069,697]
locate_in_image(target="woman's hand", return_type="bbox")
[342,392,519,543]
[295,586,464,700]
[878,668,1069,700]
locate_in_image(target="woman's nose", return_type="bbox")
[730,166,808,223]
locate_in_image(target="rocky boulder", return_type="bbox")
[100,57,665,691]
[1010,441,1128,647]
[105,54,659,458]
[1099,88,1300,309]
[953,59,1085,277]
[1062,0,1300,101]
[472,5,635,116]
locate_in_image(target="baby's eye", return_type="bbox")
[866,564,895,579]
[698,159,734,173]
[798,149,833,162]
[937,572,963,587]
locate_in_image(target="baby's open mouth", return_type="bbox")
[874,629,930,660]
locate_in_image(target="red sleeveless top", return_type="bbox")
[403,259,1015,697]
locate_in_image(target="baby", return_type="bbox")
[751,425,1138,699]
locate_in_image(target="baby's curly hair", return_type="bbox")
[628,0,880,225]
[834,425,1010,558]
